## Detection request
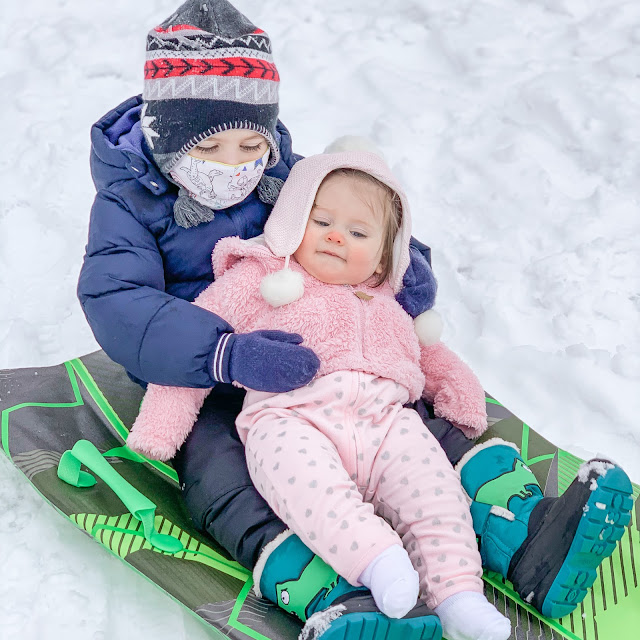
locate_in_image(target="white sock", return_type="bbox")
[358,545,419,619]
[434,591,511,640]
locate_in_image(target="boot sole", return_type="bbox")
[540,465,633,618]
[317,612,442,640]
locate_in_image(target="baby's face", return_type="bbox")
[293,173,385,286]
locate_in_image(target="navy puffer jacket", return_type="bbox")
[78,95,301,388]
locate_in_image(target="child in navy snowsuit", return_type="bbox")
[78,1,633,637]
[78,2,443,638]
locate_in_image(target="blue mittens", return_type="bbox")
[396,244,438,318]
[211,330,320,392]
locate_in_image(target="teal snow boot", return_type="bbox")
[458,439,633,618]
[255,531,442,640]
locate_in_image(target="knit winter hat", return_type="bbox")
[141,0,280,176]
[262,151,413,296]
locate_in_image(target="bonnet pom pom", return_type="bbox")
[414,309,443,346]
[260,266,304,308]
[324,135,385,158]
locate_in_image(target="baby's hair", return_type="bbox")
[321,168,402,286]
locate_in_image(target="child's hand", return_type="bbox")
[218,330,320,392]
[128,428,176,461]
[129,385,211,461]
[430,378,488,439]
[396,245,437,318]
[420,342,488,438]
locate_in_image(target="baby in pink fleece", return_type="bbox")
[128,151,511,640]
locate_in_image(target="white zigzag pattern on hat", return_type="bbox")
[144,76,279,104]
[148,33,272,53]
[146,47,274,63]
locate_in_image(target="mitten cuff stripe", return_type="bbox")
[212,332,234,383]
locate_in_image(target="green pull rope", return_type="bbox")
[57,439,183,554]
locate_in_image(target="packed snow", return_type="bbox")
[1,0,639,638]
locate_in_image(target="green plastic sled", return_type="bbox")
[1,351,638,640]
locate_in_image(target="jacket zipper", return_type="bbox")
[345,285,370,483]
[345,284,368,363]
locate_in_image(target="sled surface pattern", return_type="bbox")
[1,351,638,640]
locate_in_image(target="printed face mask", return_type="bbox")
[170,148,270,210]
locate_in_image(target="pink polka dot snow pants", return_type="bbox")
[236,371,483,608]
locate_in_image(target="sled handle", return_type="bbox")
[57,439,183,554]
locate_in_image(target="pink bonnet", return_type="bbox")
[263,151,412,294]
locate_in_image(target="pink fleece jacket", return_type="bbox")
[128,236,488,461]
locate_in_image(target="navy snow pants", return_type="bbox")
[171,385,287,570]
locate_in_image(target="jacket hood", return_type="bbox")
[212,235,277,279]
[90,95,170,195]
[262,151,412,293]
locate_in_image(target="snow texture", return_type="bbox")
[299,604,346,640]
[1,0,639,638]
[577,459,615,482]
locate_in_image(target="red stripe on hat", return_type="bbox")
[154,24,201,33]
[252,28,265,34]
[145,57,279,81]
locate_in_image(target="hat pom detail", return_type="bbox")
[324,135,385,159]
[414,309,443,346]
[260,269,305,308]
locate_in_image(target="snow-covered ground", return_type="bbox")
[1,0,638,638]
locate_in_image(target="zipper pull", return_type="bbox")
[354,291,373,301]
